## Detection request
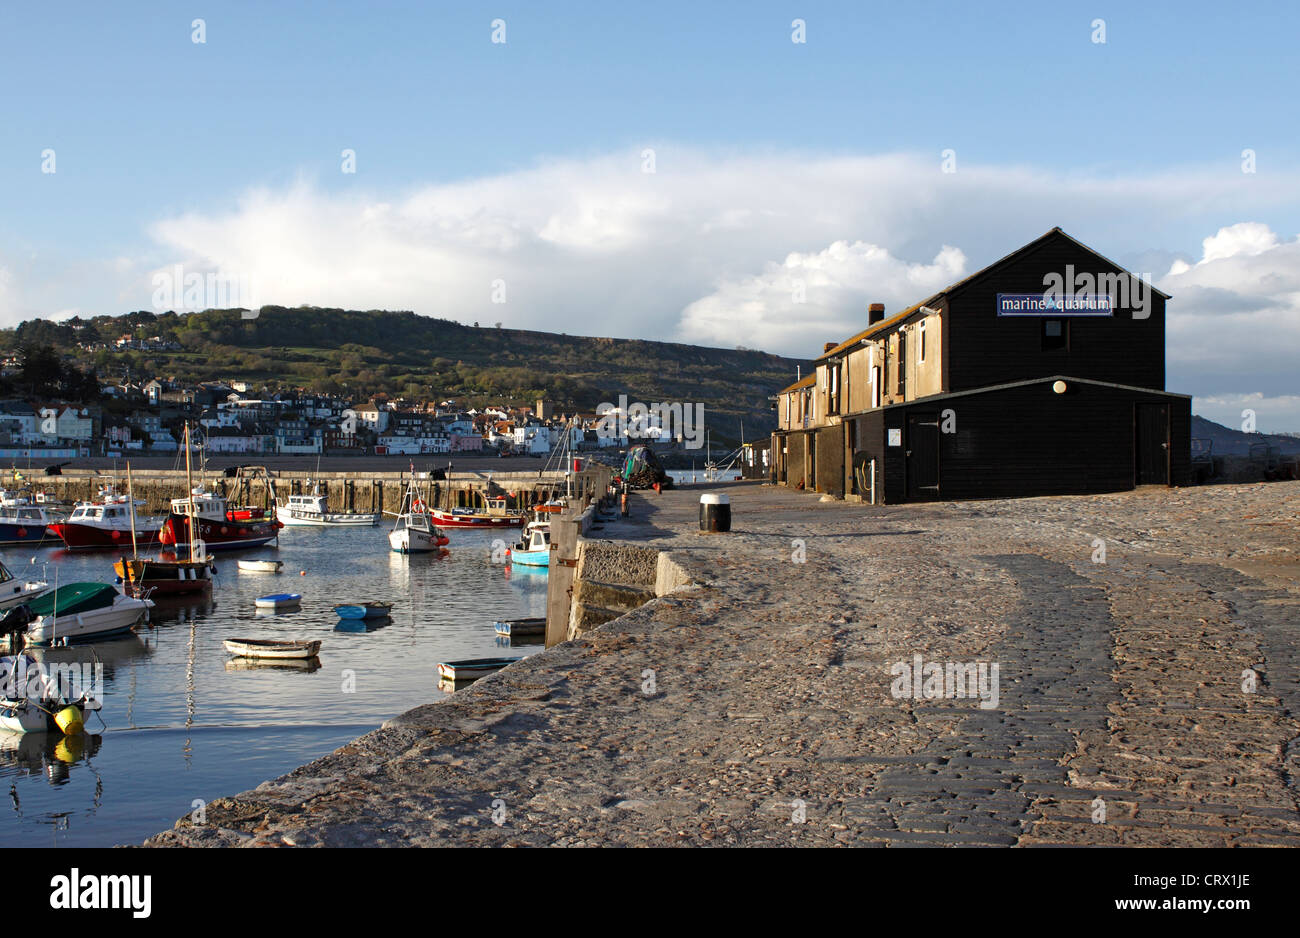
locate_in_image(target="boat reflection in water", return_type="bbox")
[494,634,544,649]
[141,593,216,629]
[224,656,321,674]
[0,730,104,788]
[334,615,392,634]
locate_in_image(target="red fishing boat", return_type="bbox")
[49,487,163,550]
[157,463,282,552]
[429,496,525,529]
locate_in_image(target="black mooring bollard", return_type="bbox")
[699,493,731,533]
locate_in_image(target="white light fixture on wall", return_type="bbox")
[1052,381,1068,394]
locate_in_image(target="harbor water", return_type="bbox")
[0,524,546,847]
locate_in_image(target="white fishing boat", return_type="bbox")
[223,638,321,659]
[237,559,284,573]
[0,560,53,612]
[277,484,379,526]
[387,480,449,554]
[506,520,551,567]
[22,583,154,646]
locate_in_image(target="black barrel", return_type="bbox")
[699,493,731,533]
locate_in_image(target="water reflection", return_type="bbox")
[2,523,546,846]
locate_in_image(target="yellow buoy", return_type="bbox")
[54,705,84,735]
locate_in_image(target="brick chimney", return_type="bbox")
[868,303,886,325]
[823,342,838,353]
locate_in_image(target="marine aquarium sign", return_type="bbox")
[997,293,1114,317]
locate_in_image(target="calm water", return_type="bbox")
[0,524,546,847]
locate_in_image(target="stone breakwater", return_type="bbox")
[144,481,1300,846]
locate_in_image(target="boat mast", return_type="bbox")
[126,460,139,559]
[184,422,198,559]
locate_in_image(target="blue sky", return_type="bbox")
[2,1,1299,426]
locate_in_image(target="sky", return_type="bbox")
[1,1,1298,429]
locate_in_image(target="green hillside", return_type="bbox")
[3,307,806,445]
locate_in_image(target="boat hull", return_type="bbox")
[49,522,162,550]
[388,530,450,553]
[334,603,392,619]
[254,593,301,610]
[224,639,320,659]
[25,598,154,645]
[0,523,54,547]
[507,549,550,567]
[436,657,521,681]
[279,511,378,527]
[237,560,284,573]
[113,558,213,597]
[430,510,524,528]
[494,617,545,636]
[158,512,280,551]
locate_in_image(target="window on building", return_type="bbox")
[1042,319,1069,351]
[918,319,927,364]
[871,365,881,409]
[896,332,907,397]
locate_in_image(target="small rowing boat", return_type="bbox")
[436,656,521,681]
[334,601,393,619]
[237,559,284,573]
[493,617,545,637]
[254,593,301,610]
[223,638,321,659]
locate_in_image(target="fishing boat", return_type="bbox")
[254,593,301,610]
[237,559,284,573]
[0,493,56,547]
[387,480,450,553]
[112,457,214,597]
[157,454,281,551]
[0,654,92,734]
[47,486,161,550]
[493,617,545,637]
[505,521,551,567]
[333,601,393,619]
[223,638,320,659]
[0,560,53,613]
[430,495,525,529]
[22,583,154,646]
[435,656,521,681]
[277,484,379,526]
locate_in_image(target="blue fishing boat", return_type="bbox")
[506,522,550,568]
[334,601,393,619]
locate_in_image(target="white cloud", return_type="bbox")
[9,147,1300,424]
[680,240,966,351]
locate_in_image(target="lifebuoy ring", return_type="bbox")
[111,530,121,539]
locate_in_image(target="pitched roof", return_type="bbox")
[814,227,1171,364]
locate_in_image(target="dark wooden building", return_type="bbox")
[772,228,1190,502]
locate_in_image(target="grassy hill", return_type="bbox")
[1192,415,1300,457]
[3,307,806,446]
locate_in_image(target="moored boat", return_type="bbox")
[0,653,92,734]
[505,521,551,567]
[112,455,214,597]
[430,496,525,528]
[254,593,301,610]
[22,583,154,646]
[493,617,545,637]
[223,638,321,659]
[237,559,284,573]
[158,485,281,551]
[387,481,450,553]
[436,656,522,681]
[48,488,162,550]
[0,560,54,613]
[0,494,56,547]
[277,484,379,526]
[334,601,393,619]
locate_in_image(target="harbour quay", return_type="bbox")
[144,479,1300,846]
